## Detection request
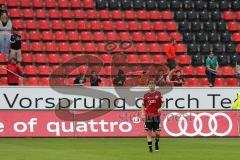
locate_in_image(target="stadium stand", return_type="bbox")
[0,0,239,86]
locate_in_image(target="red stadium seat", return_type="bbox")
[51,65,63,75]
[96,43,105,52]
[183,66,195,76]
[176,44,187,53]
[52,20,63,30]
[36,9,46,19]
[7,0,18,7]
[157,32,170,42]
[105,66,117,76]
[42,77,49,86]
[131,65,143,76]
[112,10,123,19]
[162,11,173,20]
[106,32,119,41]
[45,42,57,52]
[178,55,191,65]
[226,78,238,86]
[232,33,240,42]
[24,65,37,75]
[0,77,7,85]
[103,21,114,31]
[84,43,96,52]
[23,9,34,19]
[215,78,225,86]
[99,10,110,20]
[141,21,152,31]
[221,66,235,76]
[77,20,89,30]
[223,11,236,21]
[128,54,138,64]
[94,32,105,41]
[71,0,81,8]
[153,21,165,31]
[42,31,53,41]
[132,32,144,41]
[136,10,149,20]
[124,10,135,20]
[58,0,68,8]
[9,9,21,18]
[71,43,83,52]
[73,10,84,19]
[128,21,140,31]
[116,21,128,31]
[187,78,199,87]
[170,32,183,42]
[68,31,79,41]
[112,54,127,64]
[0,65,7,75]
[46,0,56,8]
[29,31,40,41]
[66,66,79,76]
[22,53,33,63]
[12,20,24,29]
[35,54,47,63]
[49,54,60,64]
[61,10,73,19]
[228,22,239,32]
[236,11,240,21]
[196,66,206,76]
[136,43,148,52]
[149,43,161,53]
[101,54,112,64]
[28,77,40,86]
[38,65,50,76]
[81,31,92,41]
[31,42,43,52]
[153,55,165,64]
[86,10,98,19]
[166,21,177,31]
[90,21,102,30]
[119,32,131,41]
[17,31,27,41]
[32,0,43,8]
[64,20,75,30]
[39,20,50,30]
[83,0,94,9]
[237,44,240,53]
[140,54,152,64]
[200,78,209,86]
[20,0,31,8]
[58,42,70,52]
[149,11,161,20]
[145,32,156,42]
[0,54,6,63]
[62,54,73,63]
[55,31,67,41]
[26,20,37,30]
[21,42,30,52]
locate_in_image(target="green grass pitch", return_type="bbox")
[0,138,239,160]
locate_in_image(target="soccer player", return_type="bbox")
[141,80,163,152]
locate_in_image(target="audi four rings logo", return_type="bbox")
[163,112,233,137]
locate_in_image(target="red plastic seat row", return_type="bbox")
[21,42,187,53]
[228,22,240,32]
[8,0,94,9]
[223,11,240,21]
[187,78,238,87]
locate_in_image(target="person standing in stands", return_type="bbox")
[113,69,126,86]
[0,4,7,15]
[74,73,86,86]
[90,70,101,86]
[7,57,22,86]
[166,39,177,71]
[156,69,167,86]
[139,71,149,86]
[9,28,22,62]
[167,69,185,86]
[0,10,12,59]
[205,51,219,87]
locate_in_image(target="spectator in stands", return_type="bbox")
[156,69,167,86]
[0,10,12,58]
[205,51,219,87]
[113,69,126,86]
[167,69,185,86]
[7,57,22,86]
[138,71,149,86]
[73,73,86,86]
[166,39,177,71]
[0,4,7,15]
[10,28,22,62]
[90,70,101,86]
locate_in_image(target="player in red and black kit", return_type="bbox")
[141,80,164,153]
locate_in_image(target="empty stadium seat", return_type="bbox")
[22,53,33,63]
[187,78,199,87]
[226,78,238,86]
[35,54,47,63]
[24,65,37,75]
